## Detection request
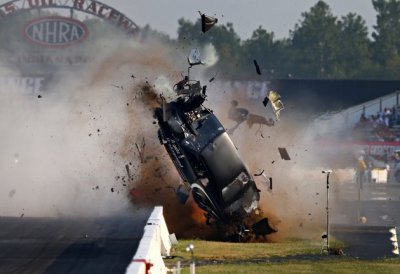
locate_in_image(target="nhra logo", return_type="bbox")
[23,16,88,47]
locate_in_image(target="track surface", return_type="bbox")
[331,183,400,259]
[0,208,152,274]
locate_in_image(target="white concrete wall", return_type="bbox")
[126,206,172,274]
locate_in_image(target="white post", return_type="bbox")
[190,262,195,274]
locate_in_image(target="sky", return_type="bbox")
[106,0,377,39]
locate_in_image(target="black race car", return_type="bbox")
[155,49,274,236]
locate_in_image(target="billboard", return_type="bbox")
[0,0,139,92]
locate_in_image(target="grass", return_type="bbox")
[170,239,340,260]
[178,259,400,274]
[164,239,400,273]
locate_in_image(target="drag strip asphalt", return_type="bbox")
[0,208,152,274]
[332,224,398,259]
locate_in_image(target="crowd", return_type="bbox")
[353,106,400,142]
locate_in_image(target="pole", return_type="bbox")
[321,170,332,253]
[326,172,330,251]
[190,250,195,274]
[357,171,361,223]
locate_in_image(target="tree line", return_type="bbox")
[143,0,400,80]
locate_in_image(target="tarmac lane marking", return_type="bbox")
[371,197,389,201]
[371,192,387,195]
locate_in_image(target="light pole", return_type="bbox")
[186,244,195,274]
[322,169,332,253]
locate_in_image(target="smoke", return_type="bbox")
[0,31,181,218]
[0,22,357,240]
[202,43,219,67]
[0,26,219,238]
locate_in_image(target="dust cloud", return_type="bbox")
[0,34,179,218]
[0,27,355,240]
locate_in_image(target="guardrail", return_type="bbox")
[126,206,172,274]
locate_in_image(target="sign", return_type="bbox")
[0,76,45,93]
[0,0,139,35]
[24,16,88,47]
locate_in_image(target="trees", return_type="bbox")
[336,13,374,78]
[290,1,341,78]
[175,1,380,80]
[241,27,292,79]
[372,0,400,78]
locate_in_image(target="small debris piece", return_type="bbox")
[254,170,264,177]
[252,218,277,237]
[278,147,291,160]
[97,129,100,132]
[269,177,273,190]
[125,164,131,179]
[135,137,146,163]
[253,60,261,75]
[37,95,42,98]
[199,11,218,33]
[89,133,92,137]
[112,84,123,90]
[20,213,24,218]
[131,74,135,79]
[111,187,114,193]
[271,160,275,164]
[209,76,215,82]
[95,186,99,190]
[262,96,269,107]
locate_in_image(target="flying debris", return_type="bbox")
[111,84,123,90]
[125,164,132,180]
[135,137,146,163]
[153,49,275,239]
[252,218,277,238]
[253,60,261,75]
[254,170,265,177]
[264,90,284,120]
[199,11,218,33]
[262,96,269,107]
[278,147,291,160]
